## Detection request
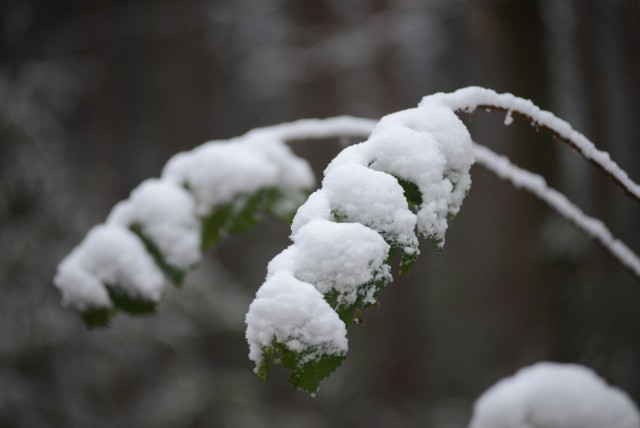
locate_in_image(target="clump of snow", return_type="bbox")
[470,362,640,428]
[369,105,474,244]
[241,136,315,216]
[161,142,279,215]
[268,219,391,306]
[107,179,201,270]
[290,190,333,235]
[245,272,348,366]
[162,138,314,216]
[321,105,474,248]
[54,224,166,311]
[323,163,419,252]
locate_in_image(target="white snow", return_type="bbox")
[107,179,202,270]
[56,117,372,313]
[54,224,166,311]
[162,137,314,216]
[368,105,474,243]
[321,105,474,247]
[470,362,640,428]
[290,189,333,235]
[161,141,280,215]
[267,219,391,306]
[323,163,419,252]
[246,102,476,374]
[245,272,348,366]
[244,115,377,143]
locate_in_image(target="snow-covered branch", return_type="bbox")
[473,143,640,279]
[421,86,640,204]
[54,86,640,395]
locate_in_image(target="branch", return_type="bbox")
[245,116,378,142]
[259,114,640,280]
[420,86,640,204]
[473,143,640,280]
[241,111,640,278]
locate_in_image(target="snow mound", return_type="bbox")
[470,362,640,428]
[245,272,348,366]
[54,224,165,311]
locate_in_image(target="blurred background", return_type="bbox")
[1,0,639,426]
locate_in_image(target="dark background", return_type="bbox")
[1,0,639,426]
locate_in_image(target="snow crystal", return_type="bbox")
[54,224,166,311]
[470,362,640,428]
[268,219,391,306]
[245,272,348,366]
[322,163,419,252]
[107,179,201,270]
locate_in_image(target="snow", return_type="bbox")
[162,141,280,215]
[368,104,474,243]
[162,137,315,216]
[474,143,640,279]
[268,219,391,306]
[245,272,348,366]
[323,163,419,252]
[470,362,640,428]
[54,224,166,311]
[247,101,476,371]
[290,189,333,235]
[107,179,201,270]
[244,115,378,143]
[321,104,474,247]
[56,120,322,313]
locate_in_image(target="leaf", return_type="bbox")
[201,188,286,251]
[400,250,418,275]
[81,287,156,329]
[328,274,391,326]
[107,287,157,315]
[286,353,345,394]
[130,224,188,287]
[257,343,345,394]
[396,177,423,209]
[82,307,116,329]
[201,204,234,250]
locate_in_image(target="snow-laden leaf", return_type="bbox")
[257,343,345,394]
[201,188,289,250]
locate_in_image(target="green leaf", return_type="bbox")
[327,274,391,327]
[201,188,287,251]
[287,353,345,394]
[400,250,418,275]
[396,177,423,209]
[201,204,234,250]
[107,287,157,315]
[257,343,345,394]
[130,224,188,287]
[82,307,116,329]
